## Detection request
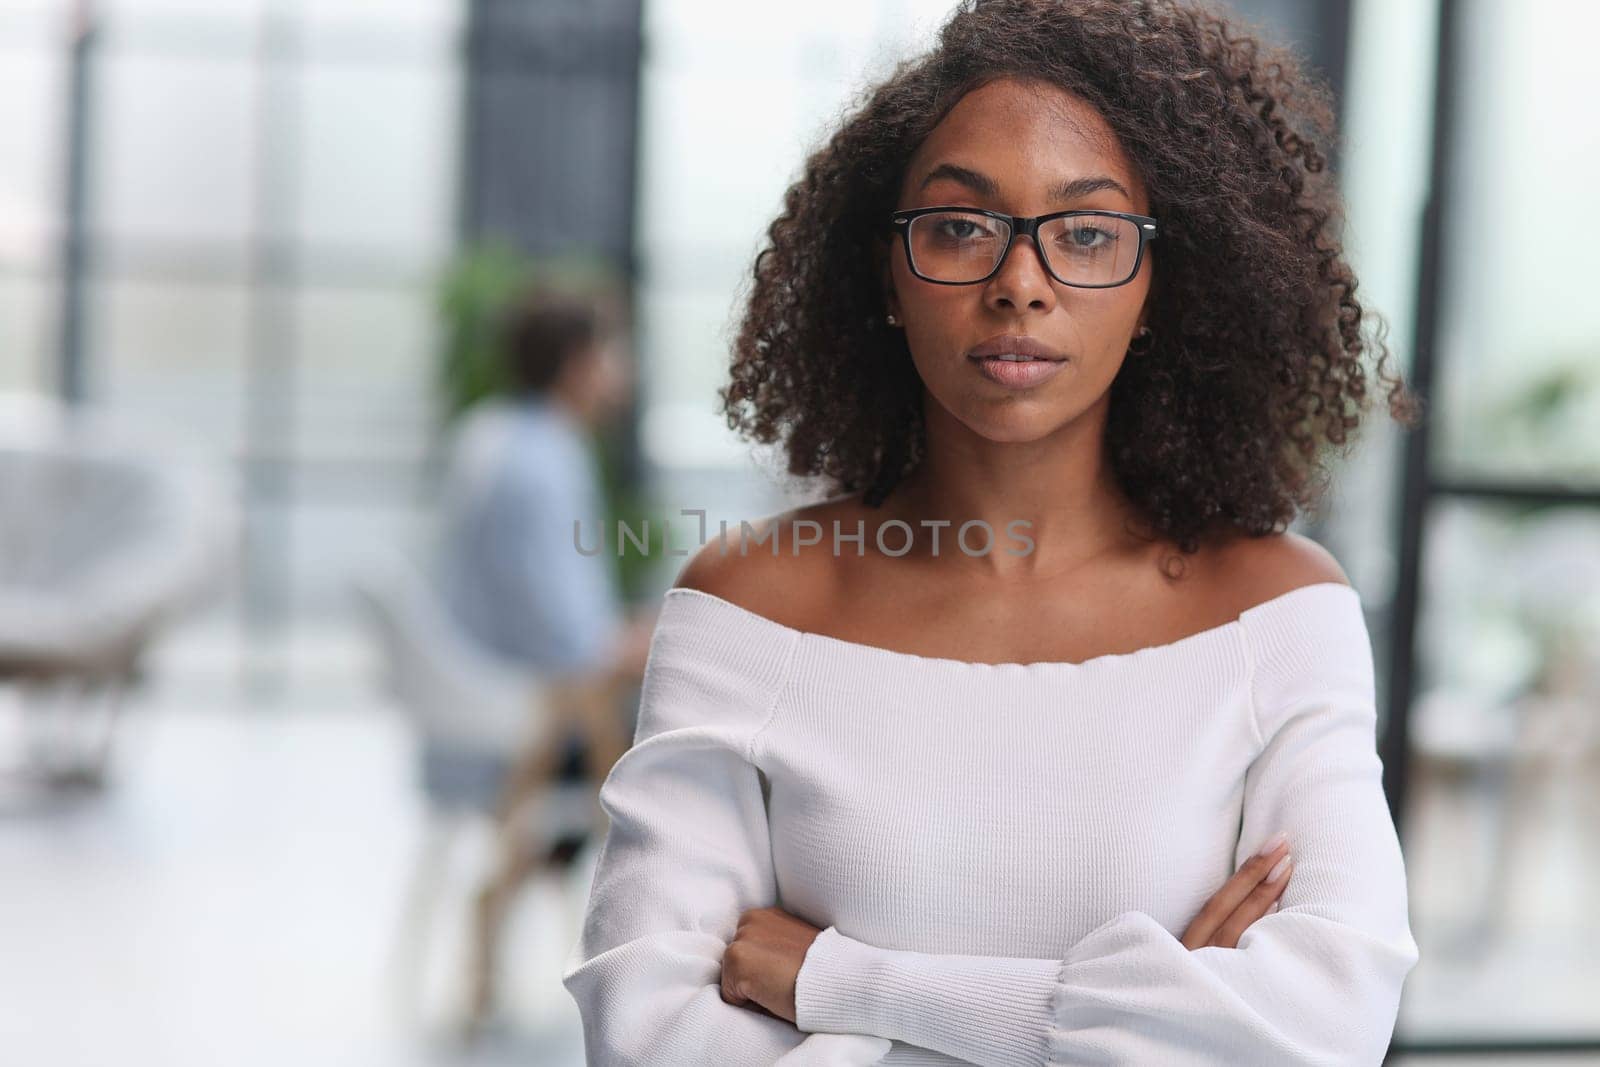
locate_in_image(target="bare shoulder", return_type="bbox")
[669,496,852,626]
[669,513,787,600]
[1213,530,1352,614]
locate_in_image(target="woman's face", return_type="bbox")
[882,76,1154,445]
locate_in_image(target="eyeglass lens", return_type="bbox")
[907,211,1143,286]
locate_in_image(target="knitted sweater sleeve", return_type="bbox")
[794,585,1420,1067]
[560,592,894,1066]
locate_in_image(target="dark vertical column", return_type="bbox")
[240,8,303,699]
[1289,0,1351,549]
[1313,0,1353,142]
[1220,0,1355,546]
[1223,0,1353,137]
[56,0,98,403]
[456,0,645,480]
[459,0,641,264]
[1382,0,1460,834]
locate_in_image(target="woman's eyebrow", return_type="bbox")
[918,162,1131,204]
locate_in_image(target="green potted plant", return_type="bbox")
[436,240,666,603]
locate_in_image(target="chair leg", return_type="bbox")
[466,805,550,1033]
[16,676,68,782]
[45,674,129,791]
[458,677,627,1034]
[559,824,602,952]
[78,674,132,789]
[1477,739,1550,955]
[389,815,460,1022]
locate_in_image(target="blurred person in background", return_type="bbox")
[433,285,658,1030]
[433,286,657,846]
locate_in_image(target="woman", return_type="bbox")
[563,0,1423,1063]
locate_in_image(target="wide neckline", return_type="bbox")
[662,581,1359,673]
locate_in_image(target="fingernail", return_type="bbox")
[1267,853,1293,883]
[1256,830,1288,858]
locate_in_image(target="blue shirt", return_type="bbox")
[433,394,623,677]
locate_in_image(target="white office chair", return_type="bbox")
[0,390,234,793]
[351,548,541,764]
[348,548,600,1024]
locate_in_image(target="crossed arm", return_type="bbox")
[562,681,1417,1066]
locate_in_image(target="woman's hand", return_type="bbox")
[720,905,825,1023]
[722,838,1293,1019]
[1181,833,1294,950]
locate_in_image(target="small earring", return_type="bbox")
[886,313,899,327]
[1127,326,1153,355]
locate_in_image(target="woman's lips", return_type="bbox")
[969,354,1068,389]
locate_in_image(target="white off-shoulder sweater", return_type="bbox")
[562,581,1420,1066]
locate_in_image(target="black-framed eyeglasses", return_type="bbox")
[886,206,1160,288]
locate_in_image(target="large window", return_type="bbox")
[0,3,66,392]
[1379,0,1600,1047]
[2,0,466,692]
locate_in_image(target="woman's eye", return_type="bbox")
[1058,225,1117,253]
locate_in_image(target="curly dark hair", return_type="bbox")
[719,0,1422,555]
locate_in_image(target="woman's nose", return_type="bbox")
[984,234,1057,311]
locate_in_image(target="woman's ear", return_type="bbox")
[873,237,900,320]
